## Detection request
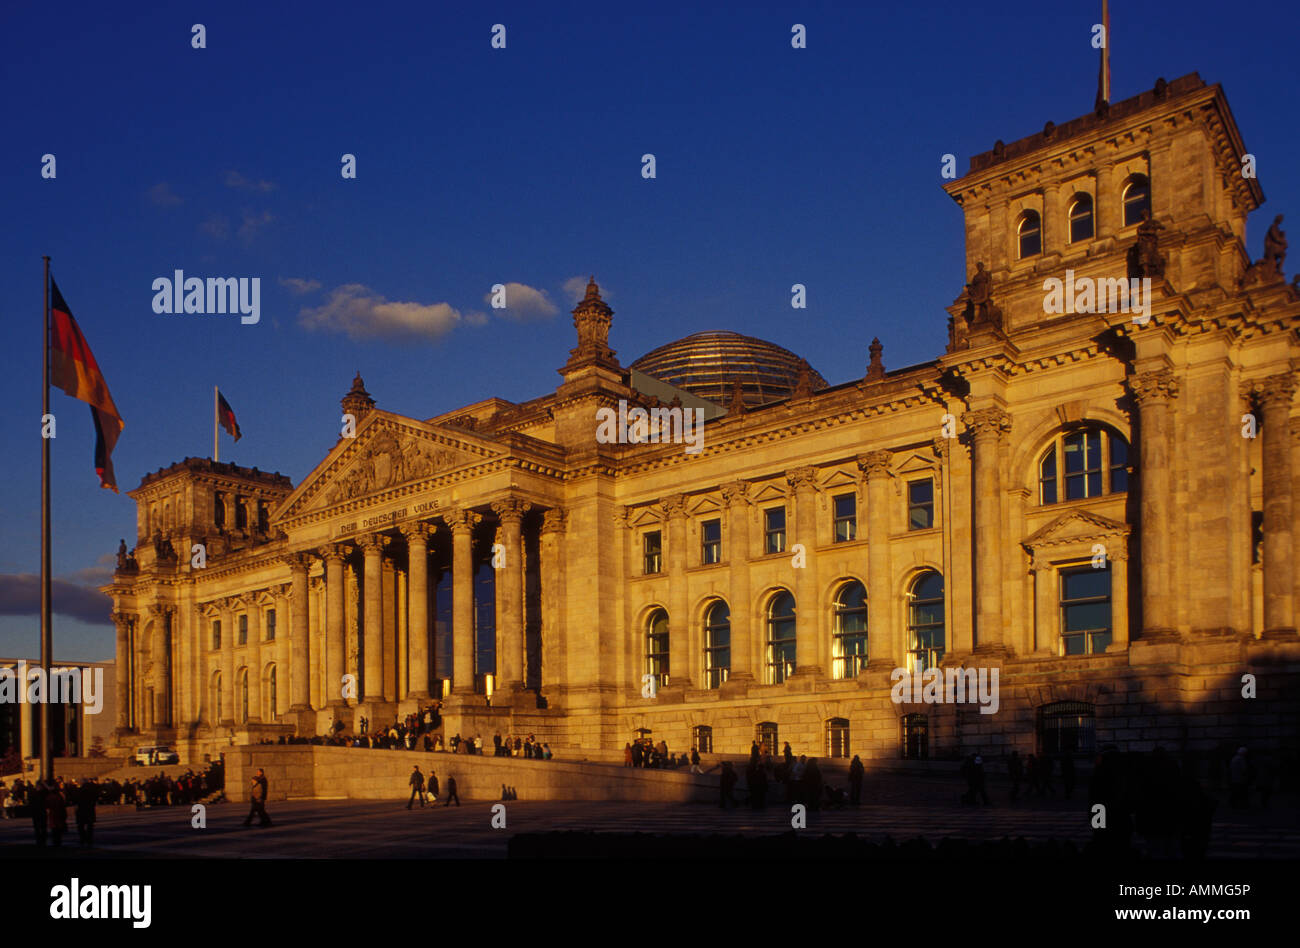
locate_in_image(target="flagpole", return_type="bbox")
[40,256,53,783]
[213,386,219,462]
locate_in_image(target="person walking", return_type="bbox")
[848,755,864,805]
[428,770,439,803]
[75,778,97,847]
[690,747,701,774]
[243,768,272,827]
[46,782,68,847]
[443,775,460,807]
[719,761,738,809]
[407,765,426,808]
[30,780,49,846]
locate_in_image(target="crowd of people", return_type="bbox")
[624,737,699,770]
[717,742,850,809]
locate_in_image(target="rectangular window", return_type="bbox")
[1063,430,1102,500]
[701,519,721,565]
[212,620,221,650]
[265,609,276,642]
[908,479,934,530]
[643,531,662,575]
[238,614,248,645]
[1060,565,1111,655]
[764,506,786,554]
[833,493,857,542]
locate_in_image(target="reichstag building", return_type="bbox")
[104,74,1299,764]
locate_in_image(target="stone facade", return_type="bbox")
[103,74,1299,767]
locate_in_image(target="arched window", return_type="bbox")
[1122,175,1151,227]
[1017,210,1042,258]
[765,592,797,684]
[645,609,670,689]
[268,666,277,720]
[703,601,731,689]
[239,669,249,723]
[901,713,929,759]
[1068,193,1094,242]
[1037,701,1096,756]
[1039,426,1130,504]
[826,717,850,758]
[831,581,868,679]
[756,722,778,755]
[907,571,945,674]
[693,725,713,754]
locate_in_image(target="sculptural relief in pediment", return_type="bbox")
[325,430,469,506]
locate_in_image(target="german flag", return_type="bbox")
[217,389,241,441]
[49,279,124,491]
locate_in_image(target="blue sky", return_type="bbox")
[1,0,1296,661]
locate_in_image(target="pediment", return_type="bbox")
[688,496,722,516]
[1023,509,1129,550]
[751,483,787,504]
[822,469,858,491]
[895,453,937,475]
[276,411,505,521]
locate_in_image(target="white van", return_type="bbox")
[134,745,179,766]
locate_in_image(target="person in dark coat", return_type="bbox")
[749,760,768,809]
[848,755,864,805]
[443,775,460,806]
[719,761,738,808]
[75,778,97,846]
[427,770,439,802]
[30,780,49,846]
[803,758,824,810]
[243,768,272,827]
[46,783,68,847]
[407,766,426,808]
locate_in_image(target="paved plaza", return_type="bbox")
[2,771,1294,860]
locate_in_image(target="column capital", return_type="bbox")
[111,611,133,632]
[857,450,891,479]
[1254,372,1298,409]
[441,507,481,535]
[962,406,1012,439]
[720,481,750,506]
[400,521,432,542]
[660,493,688,519]
[541,507,566,535]
[146,601,174,619]
[1129,369,1179,405]
[282,551,313,572]
[356,532,388,552]
[237,591,259,609]
[932,436,953,459]
[490,497,531,524]
[786,466,818,492]
[319,543,350,563]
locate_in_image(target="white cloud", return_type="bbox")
[225,170,276,192]
[484,282,559,321]
[148,182,182,207]
[238,209,275,243]
[299,284,464,340]
[280,277,322,295]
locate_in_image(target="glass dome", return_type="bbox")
[629,331,828,409]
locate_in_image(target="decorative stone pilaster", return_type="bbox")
[857,451,896,668]
[1130,369,1179,636]
[786,467,821,676]
[1255,373,1297,637]
[660,493,690,688]
[111,611,133,733]
[720,481,753,683]
[962,407,1012,652]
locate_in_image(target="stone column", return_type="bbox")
[219,599,235,725]
[112,612,132,732]
[271,584,289,719]
[443,508,481,694]
[540,509,565,693]
[491,498,530,693]
[662,493,690,688]
[963,406,1012,651]
[1258,374,1297,635]
[858,451,895,667]
[787,467,821,676]
[358,534,385,701]
[720,481,753,682]
[1130,370,1178,635]
[402,524,432,699]
[242,594,262,722]
[1030,554,1055,654]
[322,545,348,707]
[1109,543,1130,651]
[287,554,312,713]
[1095,162,1116,237]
